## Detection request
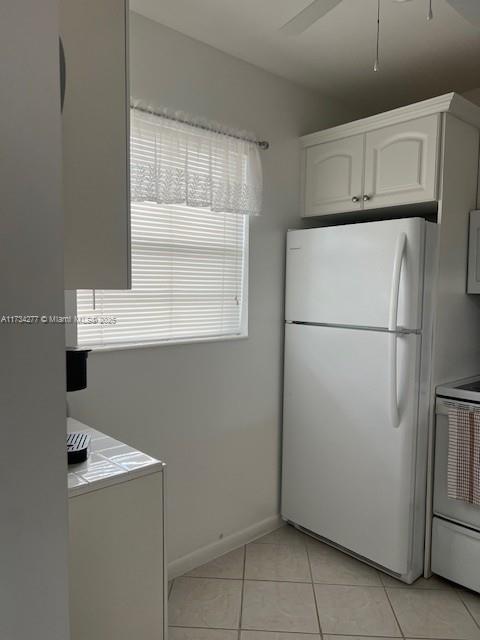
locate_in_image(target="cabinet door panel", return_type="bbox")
[69,473,165,640]
[61,0,130,289]
[304,135,364,216]
[364,115,440,209]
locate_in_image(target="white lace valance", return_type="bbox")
[130,106,263,216]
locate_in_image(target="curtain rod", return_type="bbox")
[131,104,270,150]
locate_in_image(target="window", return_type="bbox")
[75,107,260,349]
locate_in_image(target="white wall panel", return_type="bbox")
[0,2,69,638]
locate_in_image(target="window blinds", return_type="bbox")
[76,202,247,347]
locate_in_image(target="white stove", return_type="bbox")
[437,375,480,404]
[432,376,480,593]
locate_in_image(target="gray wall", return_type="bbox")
[69,13,353,566]
[463,88,480,105]
[0,2,69,638]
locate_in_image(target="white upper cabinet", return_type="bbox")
[363,115,440,210]
[60,0,130,290]
[467,211,480,294]
[305,135,364,215]
[299,94,480,218]
[303,115,440,217]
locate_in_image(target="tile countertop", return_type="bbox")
[67,417,165,498]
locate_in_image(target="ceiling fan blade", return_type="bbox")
[280,0,343,36]
[446,0,480,27]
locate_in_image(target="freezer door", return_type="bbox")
[286,218,425,330]
[282,323,422,575]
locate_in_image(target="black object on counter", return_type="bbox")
[66,349,91,392]
[67,432,91,465]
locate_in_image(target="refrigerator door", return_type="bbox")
[282,323,421,575]
[286,218,425,331]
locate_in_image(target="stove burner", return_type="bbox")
[457,381,480,393]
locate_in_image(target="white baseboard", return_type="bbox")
[168,514,283,579]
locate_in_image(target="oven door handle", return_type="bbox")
[435,398,478,416]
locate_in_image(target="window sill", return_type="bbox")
[76,332,248,353]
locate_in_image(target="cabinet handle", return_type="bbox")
[363,194,371,201]
[59,37,66,112]
[352,196,360,203]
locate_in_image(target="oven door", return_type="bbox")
[434,397,480,529]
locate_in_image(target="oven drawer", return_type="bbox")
[434,399,480,529]
[432,517,480,592]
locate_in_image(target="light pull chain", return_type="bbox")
[427,0,433,21]
[373,0,380,72]
[92,289,96,311]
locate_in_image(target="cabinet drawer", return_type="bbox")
[432,517,480,592]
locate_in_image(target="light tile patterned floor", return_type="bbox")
[168,524,480,639]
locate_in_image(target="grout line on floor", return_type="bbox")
[383,585,406,639]
[248,541,309,548]
[168,627,461,638]
[238,545,247,640]
[173,573,453,590]
[318,634,411,638]
[169,626,324,636]
[169,624,239,631]
[175,576,457,593]
[380,585,452,590]
[251,540,308,546]
[317,634,452,639]
[305,536,324,639]
[181,575,244,581]
[454,588,480,632]
[178,574,312,584]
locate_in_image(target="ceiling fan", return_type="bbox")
[280,0,480,36]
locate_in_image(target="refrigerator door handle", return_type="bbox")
[388,232,406,428]
[388,232,407,332]
[388,333,400,429]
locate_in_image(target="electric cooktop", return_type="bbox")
[437,375,480,403]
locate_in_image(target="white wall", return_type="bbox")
[69,12,354,570]
[463,88,480,106]
[0,2,69,638]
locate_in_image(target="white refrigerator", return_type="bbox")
[282,217,437,582]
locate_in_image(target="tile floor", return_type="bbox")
[168,524,480,639]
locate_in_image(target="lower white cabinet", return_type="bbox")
[69,463,166,639]
[67,418,167,640]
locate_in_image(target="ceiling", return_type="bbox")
[131,0,480,115]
